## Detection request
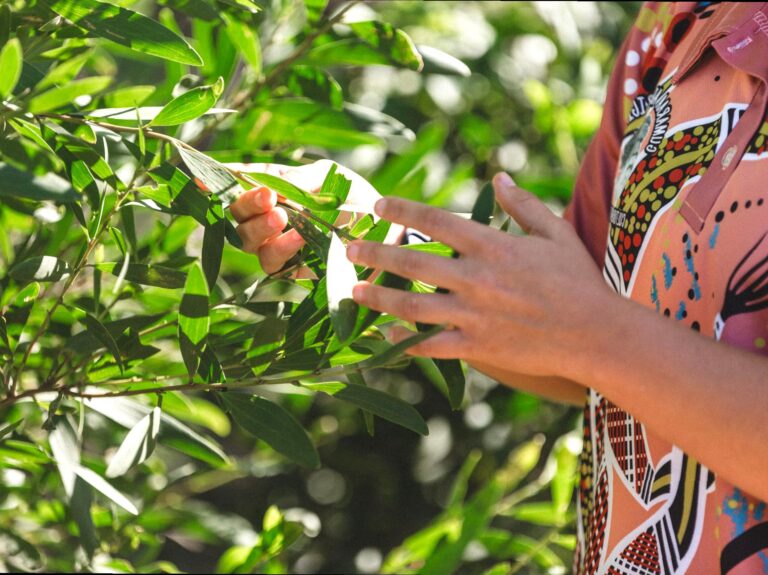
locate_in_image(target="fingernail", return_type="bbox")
[374,198,388,217]
[347,242,360,261]
[495,172,515,188]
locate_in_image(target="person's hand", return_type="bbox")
[229,159,390,273]
[346,172,616,381]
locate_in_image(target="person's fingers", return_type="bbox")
[387,325,467,359]
[373,197,494,255]
[259,228,305,274]
[347,242,467,291]
[493,172,559,238]
[236,208,287,253]
[230,187,277,223]
[352,282,464,325]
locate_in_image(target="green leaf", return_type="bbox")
[0,38,22,98]
[313,382,428,436]
[471,182,496,225]
[362,324,443,369]
[4,282,40,351]
[223,14,261,74]
[43,0,203,66]
[178,263,210,377]
[0,163,77,202]
[222,394,319,469]
[48,419,98,554]
[202,199,225,289]
[327,233,359,343]
[74,465,139,515]
[87,105,234,123]
[318,162,352,205]
[0,420,22,443]
[10,256,71,283]
[85,396,228,466]
[348,21,423,70]
[417,45,471,77]
[94,262,186,289]
[106,406,161,477]
[149,77,224,126]
[0,529,44,572]
[286,65,342,109]
[28,76,112,113]
[176,144,242,206]
[81,311,123,371]
[244,172,340,212]
[101,85,155,107]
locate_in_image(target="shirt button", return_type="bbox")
[721,145,738,169]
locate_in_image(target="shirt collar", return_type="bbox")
[674,2,768,84]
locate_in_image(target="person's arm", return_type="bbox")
[468,362,584,407]
[579,287,768,503]
[348,174,768,503]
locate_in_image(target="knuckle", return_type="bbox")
[400,294,421,322]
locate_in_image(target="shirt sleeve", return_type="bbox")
[563,15,647,265]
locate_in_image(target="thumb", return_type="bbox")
[492,172,556,237]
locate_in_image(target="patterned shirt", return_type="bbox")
[565,3,768,574]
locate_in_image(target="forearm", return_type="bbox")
[574,294,768,502]
[469,361,585,407]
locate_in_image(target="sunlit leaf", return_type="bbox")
[222,393,319,469]
[326,233,359,343]
[43,0,203,65]
[223,14,261,74]
[0,38,22,98]
[0,163,77,202]
[176,144,242,206]
[28,76,112,113]
[244,172,340,212]
[417,45,471,77]
[74,465,139,515]
[149,77,224,126]
[310,381,428,436]
[94,262,186,289]
[106,407,161,477]
[178,263,209,377]
[10,256,71,283]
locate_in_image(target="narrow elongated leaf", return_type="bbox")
[178,263,209,377]
[312,382,428,436]
[4,282,40,350]
[94,262,186,288]
[106,407,160,477]
[0,163,77,202]
[202,200,225,289]
[222,394,319,469]
[0,38,22,98]
[87,105,234,122]
[417,45,471,77]
[149,77,224,126]
[327,233,359,343]
[362,324,443,369]
[81,311,123,371]
[85,396,228,466]
[176,144,242,206]
[48,420,80,498]
[244,172,340,212]
[223,14,261,74]
[28,76,112,113]
[0,420,22,443]
[471,182,496,225]
[43,0,203,66]
[10,256,71,282]
[74,466,138,515]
